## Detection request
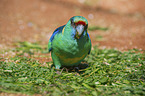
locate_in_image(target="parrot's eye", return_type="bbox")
[71,19,75,25]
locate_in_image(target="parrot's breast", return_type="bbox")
[52,34,90,66]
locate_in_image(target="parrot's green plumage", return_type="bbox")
[48,16,91,69]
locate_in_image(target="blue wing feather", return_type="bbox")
[48,25,65,52]
[87,33,91,54]
[50,25,65,42]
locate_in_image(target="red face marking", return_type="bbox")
[75,21,86,26]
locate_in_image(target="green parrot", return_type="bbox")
[48,16,91,69]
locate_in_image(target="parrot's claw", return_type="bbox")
[55,67,69,75]
[60,67,68,73]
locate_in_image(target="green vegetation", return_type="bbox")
[88,26,108,31]
[0,42,145,95]
[95,35,104,41]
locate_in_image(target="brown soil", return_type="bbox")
[0,0,145,50]
[0,0,145,95]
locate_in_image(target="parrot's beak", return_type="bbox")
[76,24,84,39]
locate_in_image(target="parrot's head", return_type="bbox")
[70,16,88,39]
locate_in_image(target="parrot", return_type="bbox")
[48,16,91,69]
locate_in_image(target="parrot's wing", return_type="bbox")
[48,25,65,52]
[87,33,91,54]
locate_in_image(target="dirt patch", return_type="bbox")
[96,0,145,16]
[0,0,145,50]
[0,92,41,96]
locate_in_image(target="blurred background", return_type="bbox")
[0,0,145,50]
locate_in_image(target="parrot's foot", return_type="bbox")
[55,67,68,75]
[60,67,68,73]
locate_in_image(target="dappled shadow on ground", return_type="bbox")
[51,63,89,74]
